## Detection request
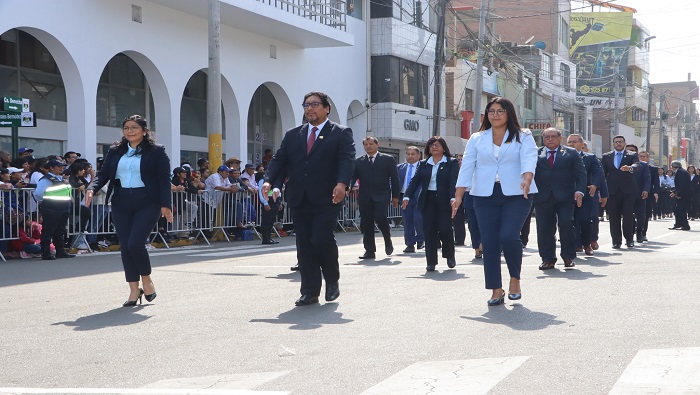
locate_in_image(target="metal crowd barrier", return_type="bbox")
[0,185,405,259]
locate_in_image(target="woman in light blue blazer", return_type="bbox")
[453,97,538,306]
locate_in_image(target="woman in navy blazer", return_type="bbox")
[453,97,538,306]
[86,115,173,307]
[402,136,459,271]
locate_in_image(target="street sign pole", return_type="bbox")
[11,126,18,156]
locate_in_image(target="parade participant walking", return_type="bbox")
[402,136,459,271]
[86,115,173,307]
[624,145,651,243]
[601,135,639,249]
[263,92,355,306]
[638,151,659,241]
[669,161,691,231]
[33,159,76,261]
[354,136,400,259]
[454,97,538,306]
[397,146,424,253]
[534,128,586,270]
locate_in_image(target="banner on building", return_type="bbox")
[569,12,633,99]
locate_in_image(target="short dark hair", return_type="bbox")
[363,136,379,144]
[424,136,452,158]
[612,135,626,142]
[625,144,638,152]
[197,158,208,167]
[303,91,332,113]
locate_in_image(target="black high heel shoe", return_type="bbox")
[144,291,157,302]
[123,289,144,307]
[487,290,506,306]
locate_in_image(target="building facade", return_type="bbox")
[0,0,368,166]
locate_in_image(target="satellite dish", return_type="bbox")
[533,41,546,50]
[524,35,535,45]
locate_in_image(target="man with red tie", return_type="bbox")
[263,92,355,306]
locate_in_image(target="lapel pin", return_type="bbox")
[319,136,324,140]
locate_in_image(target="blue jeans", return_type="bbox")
[474,183,533,290]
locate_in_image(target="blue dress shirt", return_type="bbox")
[116,146,145,188]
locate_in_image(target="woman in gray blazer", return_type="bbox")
[453,97,538,306]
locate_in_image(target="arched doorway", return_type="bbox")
[247,85,281,166]
[0,28,66,156]
[180,70,226,166]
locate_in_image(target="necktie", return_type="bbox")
[580,152,585,158]
[369,155,374,165]
[307,126,318,155]
[548,150,556,167]
[405,164,414,188]
[615,152,622,168]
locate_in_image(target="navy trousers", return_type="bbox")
[474,183,532,290]
[401,199,424,247]
[574,197,596,248]
[111,188,162,283]
[535,198,576,261]
[464,192,481,249]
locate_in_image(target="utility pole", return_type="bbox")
[432,0,447,136]
[658,92,666,167]
[472,0,488,134]
[646,87,653,152]
[613,67,620,140]
[208,0,222,170]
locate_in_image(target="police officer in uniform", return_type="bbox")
[33,159,76,260]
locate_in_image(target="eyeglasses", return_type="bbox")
[302,102,322,109]
[122,125,142,131]
[429,143,442,148]
[487,109,507,115]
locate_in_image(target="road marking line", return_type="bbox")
[609,347,700,394]
[360,356,530,394]
[0,389,287,394]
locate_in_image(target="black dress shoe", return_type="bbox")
[55,251,76,258]
[626,241,634,248]
[295,295,319,306]
[612,243,621,249]
[426,265,436,271]
[680,227,691,231]
[290,264,300,271]
[416,242,424,249]
[385,242,394,255]
[403,246,415,253]
[325,283,340,302]
[447,257,456,268]
[359,252,376,259]
[261,240,277,245]
[669,226,681,230]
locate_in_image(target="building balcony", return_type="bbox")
[627,46,650,73]
[625,85,649,109]
[148,0,354,48]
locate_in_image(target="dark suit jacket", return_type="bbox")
[648,165,661,196]
[404,157,459,211]
[265,121,355,209]
[397,162,421,200]
[89,144,172,209]
[533,145,586,204]
[601,150,639,196]
[581,152,604,200]
[352,153,400,204]
[674,167,692,199]
[631,161,651,195]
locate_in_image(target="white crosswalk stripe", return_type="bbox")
[360,356,530,395]
[609,347,700,394]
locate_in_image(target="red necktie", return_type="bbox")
[307,127,318,155]
[548,150,555,167]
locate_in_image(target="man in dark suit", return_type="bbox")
[263,91,355,306]
[601,135,639,248]
[353,136,400,259]
[669,160,691,230]
[566,133,604,256]
[397,146,424,253]
[534,128,586,269]
[625,144,651,243]
[637,151,659,241]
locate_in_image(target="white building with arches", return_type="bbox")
[0,0,368,166]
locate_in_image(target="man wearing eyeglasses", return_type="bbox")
[533,128,587,270]
[263,91,355,306]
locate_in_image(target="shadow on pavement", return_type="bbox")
[406,271,467,281]
[52,306,151,331]
[345,258,403,266]
[535,268,607,280]
[250,303,353,330]
[265,272,301,282]
[461,304,566,331]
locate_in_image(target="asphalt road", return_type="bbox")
[1,216,699,395]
